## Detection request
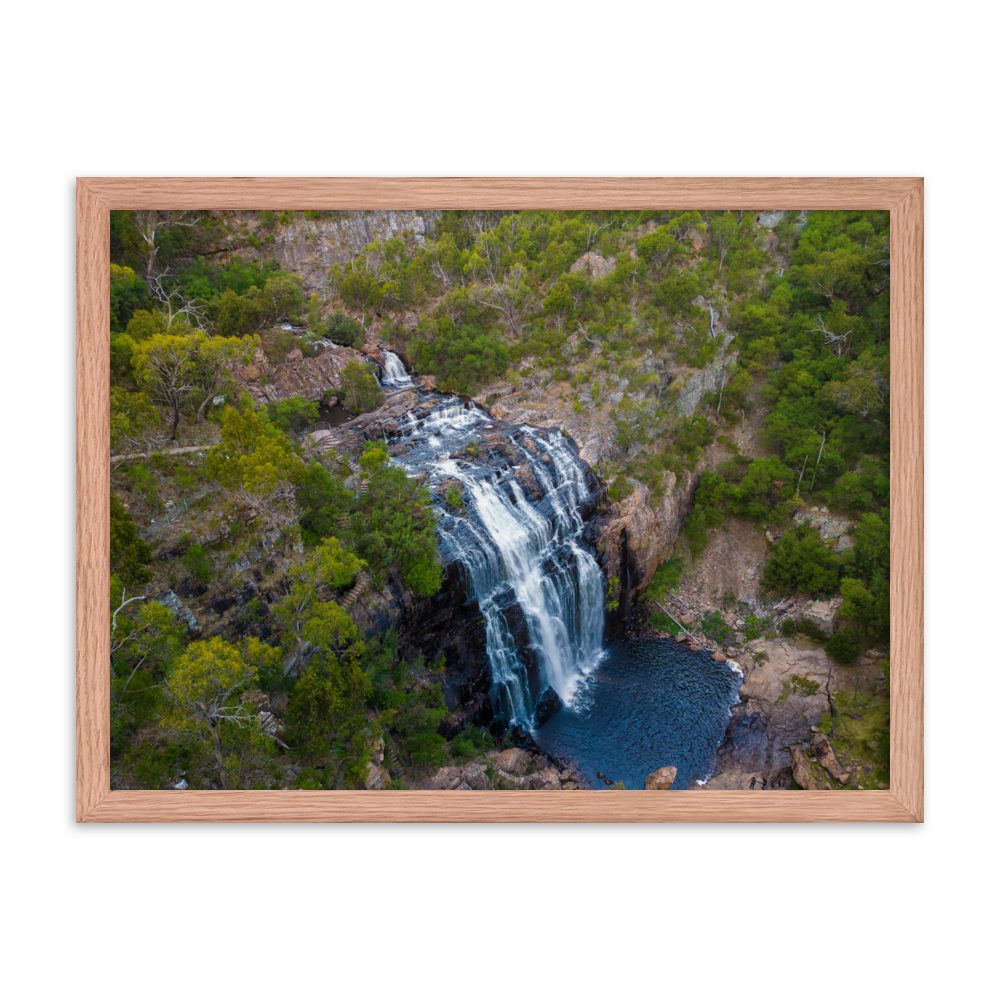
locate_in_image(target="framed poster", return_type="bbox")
[76,177,923,822]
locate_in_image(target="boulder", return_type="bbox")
[534,686,563,728]
[514,462,544,500]
[801,598,843,637]
[712,652,727,662]
[496,747,533,776]
[153,590,199,634]
[811,732,849,783]
[644,766,678,790]
[789,747,816,789]
[285,348,304,362]
[569,251,617,280]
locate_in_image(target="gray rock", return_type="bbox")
[172,779,189,790]
[154,590,199,634]
[801,598,843,637]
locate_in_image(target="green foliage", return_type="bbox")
[339,360,384,414]
[319,311,365,349]
[110,494,153,586]
[449,726,493,760]
[761,524,840,595]
[411,319,510,395]
[838,576,890,644]
[608,477,632,502]
[607,576,620,612]
[296,462,354,547]
[110,264,150,333]
[182,543,213,585]
[825,628,860,664]
[700,611,737,647]
[645,558,684,606]
[780,617,798,638]
[391,684,447,770]
[346,461,441,596]
[204,406,304,526]
[265,396,320,434]
[798,619,827,642]
[445,483,465,510]
[789,675,821,696]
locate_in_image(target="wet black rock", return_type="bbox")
[534,686,563,727]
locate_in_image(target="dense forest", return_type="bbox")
[109,206,890,791]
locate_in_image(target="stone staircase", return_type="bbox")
[341,571,370,610]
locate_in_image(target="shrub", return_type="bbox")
[761,525,840,595]
[182,543,213,585]
[825,628,860,664]
[789,675,820,696]
[780,617,798,638]
[340,360,385,414]
[608,478,631,502]
[799,619,827,642]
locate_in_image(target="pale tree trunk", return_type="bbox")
[211,724,227,788]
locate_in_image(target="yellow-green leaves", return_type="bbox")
[166,636,257,723]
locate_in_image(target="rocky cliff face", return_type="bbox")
[586,472,696,629]
[259,210,441,295]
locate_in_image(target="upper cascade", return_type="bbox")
[380,350,414,388]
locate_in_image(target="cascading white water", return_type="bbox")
[381,350,414,387]
[393,400,606,730]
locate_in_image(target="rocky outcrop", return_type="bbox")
[416,747,566,790]
[644,766,678,790]
[336,390,421,443]
[792,508,855,553]
[696,638,838,790]
[237,345,373,406]
[789,747,816,789]
[259,211,441,295]
[587,472,695,623]
[811,732,849,784]
[672,352,738,417]
[569,251,616,280]
[154,590,199,634]
[801,597,843,637]
[755,210,808,231]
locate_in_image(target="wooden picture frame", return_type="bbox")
[78,177,923,822]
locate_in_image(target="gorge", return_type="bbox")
[109,207,891,794]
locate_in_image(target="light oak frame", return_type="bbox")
[77,178,923,823]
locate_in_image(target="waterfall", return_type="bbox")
[392,399,606,730]
[381,350,414,387]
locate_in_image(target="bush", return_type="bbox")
[392,685,448,769]
[761,525,840,595]
[340,360,384,414]
[608,478,631,502]
[798,619,827,642]
[825,629,860,664]
[411,319,510,395]
[321,311,365,349]
[110,494,153,586]
[182,543,213,585]
[780,617,798,638]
